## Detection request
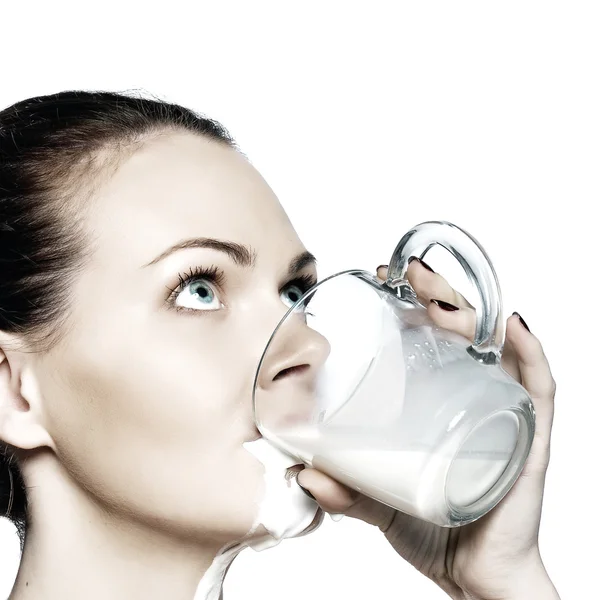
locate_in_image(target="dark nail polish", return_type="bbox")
[512,311,531,332]
[431,299,459,312]
[376,264,388,272]
[408,256,435,273]
[297,482,316,500]
[285,464,305,482]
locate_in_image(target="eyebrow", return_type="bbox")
[142,236,317,277]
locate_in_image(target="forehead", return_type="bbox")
[85,132,299,267]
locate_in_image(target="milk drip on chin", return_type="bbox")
[193,439,330,600]
[241,437,323,551]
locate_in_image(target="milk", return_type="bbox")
[193,439,324,599]
[274,426,515,524]
[241,437,322,550]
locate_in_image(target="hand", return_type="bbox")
[297,259,559,600]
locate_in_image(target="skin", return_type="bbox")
[0,131,558,600]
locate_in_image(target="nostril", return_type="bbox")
[273,364,310,381]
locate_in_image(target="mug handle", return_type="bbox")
[385,220,504,365]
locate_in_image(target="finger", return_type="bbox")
[376,259,474,308]
[500,335,522,383]
[296,468,396,530]
[507,314,556,397]
[506,313,556,469]
[405,258,474,309]
[376,264,388,281]
[377,261,477,341]
[296,468,358,513]
[427,299,477,341]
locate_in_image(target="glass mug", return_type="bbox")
[252,221,535,527]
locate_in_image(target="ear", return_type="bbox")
[0,334,55,453]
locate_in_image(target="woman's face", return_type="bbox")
[30,132,326,546]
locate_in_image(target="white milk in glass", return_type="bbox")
[274,420,518,523]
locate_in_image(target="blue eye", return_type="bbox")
[280,274,317,313]
[171,266,225,312]
[168,267,317,315]
[280,284,305,308]
[176,279,222,311]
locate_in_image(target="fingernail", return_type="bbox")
[431,299,459,311]
[297,482,316,500]
[408,256,435,273]
[512,311,531,332]
[285,464,305,482]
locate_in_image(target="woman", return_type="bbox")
[0,91,559,599]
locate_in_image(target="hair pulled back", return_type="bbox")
[0,90,235,545]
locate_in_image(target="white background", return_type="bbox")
[0,2,597,598]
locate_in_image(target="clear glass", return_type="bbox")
[252,222,535,527]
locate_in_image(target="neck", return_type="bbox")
[8,472,250,600]
[10,438,321,600]
[11,529,246,600]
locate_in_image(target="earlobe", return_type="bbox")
[0,344,55,452]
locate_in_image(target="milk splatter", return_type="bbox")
[193,438,323,599]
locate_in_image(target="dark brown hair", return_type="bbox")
[0,90,235,546]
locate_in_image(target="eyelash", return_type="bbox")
[165,265,318,313]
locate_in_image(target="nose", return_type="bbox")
[256,311,331,392]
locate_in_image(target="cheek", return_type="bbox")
[38,315,264,539]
